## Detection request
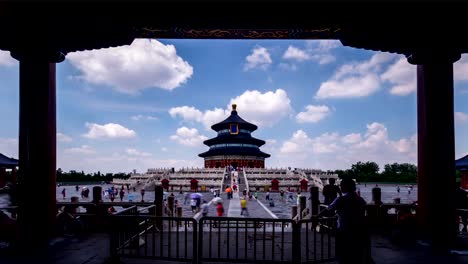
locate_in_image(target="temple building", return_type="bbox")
[199,104,270,168]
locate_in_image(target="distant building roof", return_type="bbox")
[456,154,468,170]
[0,153,18,168]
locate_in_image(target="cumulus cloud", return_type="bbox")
[83,123,136,139]
[170,127,208,147]
[455,112,468,122]
[228,89,292,127]
[296,105,331,123]
[169,106,228,130]
[0,138,18,158]
[315,52,398,99]
[280,40,341,66]
[283,46,310,62]
[131,115,158,121]
[244,46,272,71]
[170,89,292,129]
[67,39,193,94]
[126,148,152,157]
[0,50,16,66]
[381,57,416,96]
[57,133,73,142]
[277,122,417,170]
[64,145,96,154]
[454,54,468,82]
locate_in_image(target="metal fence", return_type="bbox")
[109,215,337,264]
[110,215,198,263]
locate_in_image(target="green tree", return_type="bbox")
[350,161,379,182]
[382,163,417,183]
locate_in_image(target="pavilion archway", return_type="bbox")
[0,1,465,252]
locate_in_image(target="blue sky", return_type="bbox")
[1,39,468,173]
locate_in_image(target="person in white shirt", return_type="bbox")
[201,200,209,217]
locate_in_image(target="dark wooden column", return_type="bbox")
[408,51,460,249]
[12,51,65,252]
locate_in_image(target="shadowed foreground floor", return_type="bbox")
[0,232,467,264]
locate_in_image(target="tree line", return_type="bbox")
[334,161,418,183]
[56,168,130,183]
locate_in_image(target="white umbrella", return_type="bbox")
[212,197,223,204]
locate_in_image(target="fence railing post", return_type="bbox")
[108,215,120,263]
[292,221,301,264]
[198,218,204,264]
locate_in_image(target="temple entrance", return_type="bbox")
[231,162,238,169]
[215,162,221,168]
[248,161,254,168]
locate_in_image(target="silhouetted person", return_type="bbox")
[317,178,370,264]
[322,178,342,205]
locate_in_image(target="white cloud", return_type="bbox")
[170,127,208,147]
[57,133,73,142]
[276,122,417,170]
[64,145,96,154]
[169,106,228,130]
[0,50,16,66]
[455,112,468,122]
[316,74,380,99]
[454,54,468,82]
[67,39,193,94]
[169,106,203,122]
[315,52,398,99]
[341,133,362,144]
[306,40,341,53]
[283,46,310,62]
[170,89,292,129]
[126,148,152,157]
[0,138,18,158]
[244,46,272,71]
[83,123,136,139]
[161,147,168,152]
[228,89,292,127]
[296,105,331,123]
[381,57,416,95]
[280,40,341,66]
[131,115,158,121]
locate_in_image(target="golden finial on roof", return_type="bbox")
[232,104,237,111]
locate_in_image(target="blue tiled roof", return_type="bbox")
[203,133,266,146]
[0,153,18,168]
[211,110,257,132]
[455,154,468,170]
[198,147,271,158]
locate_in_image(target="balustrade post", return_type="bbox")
[310,186,319,216]
[291,205,298,219]
[155,185,163,230]
[299,196,307,219]
[371,186,382,205]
